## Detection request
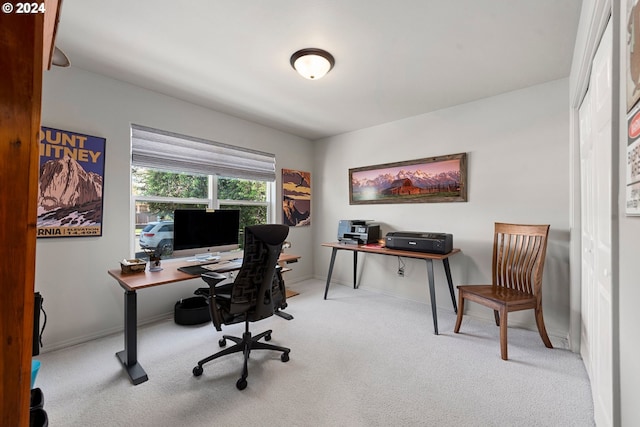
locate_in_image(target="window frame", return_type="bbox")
[129,125,277,258]
[131,171,274,258]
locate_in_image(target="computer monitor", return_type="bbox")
[172,209,240,259]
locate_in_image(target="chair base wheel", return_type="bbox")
[194,328,290,388]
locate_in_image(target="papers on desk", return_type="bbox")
[186,255,221,262]
[178,259,243,275]
[201,260,242,271]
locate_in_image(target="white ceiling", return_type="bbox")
[55,0,582,141]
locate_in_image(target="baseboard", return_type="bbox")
[452,311,570,350]
[282,274,314,286]
[39,311,174,354]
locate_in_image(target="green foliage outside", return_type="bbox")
[218,177,266,202]
[218,178,268,239]
[133,169,268,245]
[133,168,208,219]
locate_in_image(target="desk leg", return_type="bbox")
[324,248,338,299]
[442,258,458,314]
[425,259,438,335]
[115,290,148,385]
[353,251,358,289]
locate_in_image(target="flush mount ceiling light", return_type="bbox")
[290,48,335,80]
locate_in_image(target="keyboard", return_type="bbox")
[178,260,242,276]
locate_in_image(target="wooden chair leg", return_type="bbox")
[453,292,465,333]
[493,310,500,326]
[534,305,553,349]
[499,307,508,360]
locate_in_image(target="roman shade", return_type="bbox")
[131,124,276,182]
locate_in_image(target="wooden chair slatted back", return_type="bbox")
[492,223,550,295]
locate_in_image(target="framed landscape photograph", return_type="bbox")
[349,153,467,205]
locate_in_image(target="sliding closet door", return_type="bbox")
[578,19,613,427]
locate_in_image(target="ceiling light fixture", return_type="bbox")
[290,48,335,80]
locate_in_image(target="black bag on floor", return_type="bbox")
[174,296,211,325]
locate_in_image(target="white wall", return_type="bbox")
[38,67,314,350]
[312,79,572,341]
[37,66,575,357]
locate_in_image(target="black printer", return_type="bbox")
[385,231,453,254]
[338,220,380,245]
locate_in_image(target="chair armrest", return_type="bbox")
[201,272,228,331]
[201,272,227,286]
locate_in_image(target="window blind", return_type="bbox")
[131,124,276,181]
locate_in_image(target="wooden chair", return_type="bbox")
[453,223,553,360]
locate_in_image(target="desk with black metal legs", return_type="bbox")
[321,243,460,335]
[107,253,300,385]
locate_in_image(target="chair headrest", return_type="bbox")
[246,224,289,246]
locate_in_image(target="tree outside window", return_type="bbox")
[132,168,270,256]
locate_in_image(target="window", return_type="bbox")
[131,125,275,258]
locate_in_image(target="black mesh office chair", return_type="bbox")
[192,224,290,390]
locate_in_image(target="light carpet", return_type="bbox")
[34,279,594,426]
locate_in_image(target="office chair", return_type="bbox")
[192,224,290,390]
[453,223,553,360]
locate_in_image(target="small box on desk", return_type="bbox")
[120,259,147,274]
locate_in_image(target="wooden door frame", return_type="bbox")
[0,1,60,425]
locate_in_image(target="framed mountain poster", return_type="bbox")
[37,127,106,238]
